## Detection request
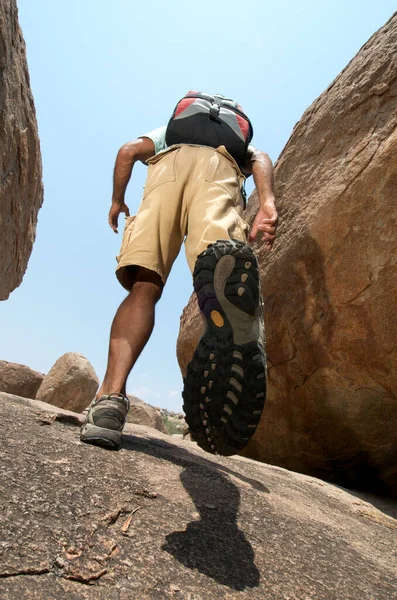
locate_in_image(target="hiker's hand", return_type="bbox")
[108,202,130,233]
[249,204,278,251]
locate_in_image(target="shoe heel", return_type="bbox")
[80,423,121,450]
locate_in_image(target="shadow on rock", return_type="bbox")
[122,436,264,590]
[162,467,260,590]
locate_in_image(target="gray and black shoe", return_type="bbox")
[183,239,266,456]
[80,393,130,450]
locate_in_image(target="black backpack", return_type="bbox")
[165,91,253,165]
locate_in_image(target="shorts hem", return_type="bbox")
[116,260,166,291]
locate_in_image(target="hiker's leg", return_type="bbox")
[97,267,163,397]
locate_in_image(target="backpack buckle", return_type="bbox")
[209,101,221,122]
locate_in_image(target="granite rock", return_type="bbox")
[36,352,99,412]
[0,392,396,599]
[0,359,44,398]
[127,395,168,434]
[0,0,43,300]
[177,14,397,498]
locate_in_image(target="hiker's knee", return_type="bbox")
[130,267,163,302]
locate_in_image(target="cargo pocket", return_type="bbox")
[205,152,242,201]
[143,147,179,199]
[116,215,136,262]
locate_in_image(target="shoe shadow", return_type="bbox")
[122,435,267,590]
[162,466,260,590]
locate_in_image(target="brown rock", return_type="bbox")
[0,0,43,301]
[36,352,98,412]
[0,359,43,398]
[0,392,396,599]
[126,395,168,434]
[177,14,397,498]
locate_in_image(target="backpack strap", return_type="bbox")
[241,180,248,209]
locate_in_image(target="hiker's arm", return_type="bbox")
[244,146,278,251]
[109,137,156,233]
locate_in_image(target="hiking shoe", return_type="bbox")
[80,393,130,450]
[182,239,266,456]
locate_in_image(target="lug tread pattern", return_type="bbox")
[183,239,266,457]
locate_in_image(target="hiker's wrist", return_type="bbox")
[259,194,276,211]
[111,195,125,206]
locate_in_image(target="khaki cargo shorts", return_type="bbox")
[116,144,249,290]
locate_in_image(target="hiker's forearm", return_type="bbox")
[112,144,138,204]
[251,151,276,210]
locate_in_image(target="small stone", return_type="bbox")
[54,556,66,568]
[37,417,53,426]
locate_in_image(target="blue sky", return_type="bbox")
[1,1,395,411]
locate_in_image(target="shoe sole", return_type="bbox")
[80,423,121,450]
[183,239,266,456]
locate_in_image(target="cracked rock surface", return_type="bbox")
[1,392,397,599]
[177,13,397,497]
[0,0,43,300]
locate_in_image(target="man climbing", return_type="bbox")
[80,92,278,454]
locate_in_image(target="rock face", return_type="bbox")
[1,393,396,600]
[0,0,43,300]
[36,353,99,412]
[127,395,168,434]
[0,359,43,398]
[177,14,397,498]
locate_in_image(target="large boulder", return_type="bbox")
[0,0,43,300]
[0,392,396,599]
[36,353,99,412]
[0,360,43,398]
[127,395,168,434]
[177,14,397,498]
